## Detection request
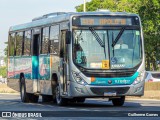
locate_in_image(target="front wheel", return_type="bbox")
[112,96,125,106]
[55,85,68,106]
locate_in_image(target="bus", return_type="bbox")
[7,11,145,106]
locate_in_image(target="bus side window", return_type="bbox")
[24,30,31,56]
[9,33,15,56]
[49,25,59,55]
[15,32,23,56]
[42,27,49,54]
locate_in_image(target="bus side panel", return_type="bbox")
[50,55,60,82]
[7,57,20,91]
[39,55,51,95]
[7,56,32,92]
[15,56,32,92]
[22,56,32,93]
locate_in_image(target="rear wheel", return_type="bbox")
[20,77,29,103]
[55,84,68,106]
[112,96,125,106]
[20,76,39,103]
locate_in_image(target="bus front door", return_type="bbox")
[60,31,68,94]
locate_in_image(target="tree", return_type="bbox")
[76,0,141,13]
[138,0,160,70]
[76,0,160,70]
[0,66,7,78]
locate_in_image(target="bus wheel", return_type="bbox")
[42,95,53,103]
[20,77,29,103]
[112,96,125,106]
[20,77,39,103]
[55,84,68,106]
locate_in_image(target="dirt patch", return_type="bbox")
[127,91,160,100]
[0,84,18,93]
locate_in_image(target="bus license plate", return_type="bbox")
[104,92,117,96]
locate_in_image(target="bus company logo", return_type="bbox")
[111,57,117,64]
[2,112,11,117]
[108,80,112,84]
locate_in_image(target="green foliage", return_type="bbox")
[76,0,160,70]
[0,66,7,78]
[76,0,141,13]
[139,0,160,70]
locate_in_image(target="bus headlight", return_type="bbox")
[133,71,145,85]
[72,71,88,85]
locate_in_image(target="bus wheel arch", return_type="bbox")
[51,73,68,106]
[51,73,58,101]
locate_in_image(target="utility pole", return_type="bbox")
[83,0,86,12]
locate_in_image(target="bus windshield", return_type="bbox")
[73,29,142,69]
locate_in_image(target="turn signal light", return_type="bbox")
[91,77,95,82]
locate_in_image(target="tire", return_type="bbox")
[20,77,29,103]
[112,96,125,106]
[55,84,68,106]
[20,76,39,103]
[42,95,53,103]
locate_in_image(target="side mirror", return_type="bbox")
[66,31,71,44]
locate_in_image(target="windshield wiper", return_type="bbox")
[89,27,107,58]
[89,27,104,47]
[112,27,125,47]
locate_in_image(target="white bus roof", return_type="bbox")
[9,12,139,32]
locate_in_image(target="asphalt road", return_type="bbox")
[0,93,160,120]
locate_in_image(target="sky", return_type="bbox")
[0,0,91,56]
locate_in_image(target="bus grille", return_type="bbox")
[90,87,130,95]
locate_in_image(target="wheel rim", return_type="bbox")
[56,86,61,104]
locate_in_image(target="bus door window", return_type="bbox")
[32,34,40,56]
[50,25,59,55]
[41,27,49,54]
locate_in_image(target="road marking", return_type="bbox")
[126,98,160,102]
[68,108,76,109]
[79,109,90,111]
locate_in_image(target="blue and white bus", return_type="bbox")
[7,11,145,106]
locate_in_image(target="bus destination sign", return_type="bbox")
[73,16,135,26]
[79,17,132,26]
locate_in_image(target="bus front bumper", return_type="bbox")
[69,81,145,98]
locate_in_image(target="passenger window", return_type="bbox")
[24,31,31,56]
[9,33,15,56]
[50,25,59,55]
[42,27,49,54]
[15,32,23,56]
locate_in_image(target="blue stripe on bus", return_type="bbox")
[32,56,39,79]
[91,72,139,85]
